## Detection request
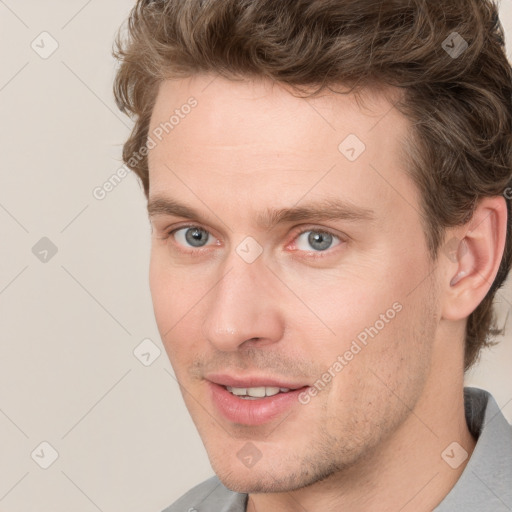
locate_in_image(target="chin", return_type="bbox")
[214,470,294,494]
[210,455,342,494]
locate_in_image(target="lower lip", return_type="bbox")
[208,382,309,426]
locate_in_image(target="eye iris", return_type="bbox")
[308,231,333,251]
[185,227,209,247]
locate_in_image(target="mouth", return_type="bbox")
[225,385,299,399]
[206,377,310,426]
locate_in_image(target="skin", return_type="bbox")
[146,74,507,512]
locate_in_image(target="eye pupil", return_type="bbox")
[185,227,209,247]
[308,231,333,251]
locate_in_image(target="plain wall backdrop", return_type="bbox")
[0,1,511,511]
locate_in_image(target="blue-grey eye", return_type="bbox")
[174,227,211,248]
[295,230,340,252]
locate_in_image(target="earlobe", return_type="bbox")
[442,196,507,321]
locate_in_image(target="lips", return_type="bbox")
[205,374,310,425]
[205,373,307,390]
[226,385,293,398]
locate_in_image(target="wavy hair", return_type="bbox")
[113,0,512,370]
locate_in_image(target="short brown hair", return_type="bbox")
[113,0,512,371]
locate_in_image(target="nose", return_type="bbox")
[201,255,285,352]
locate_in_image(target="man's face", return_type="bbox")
[147,75,440,492]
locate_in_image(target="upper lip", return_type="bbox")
[205,373,308,389]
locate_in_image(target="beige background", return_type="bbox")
[0,1,511,511]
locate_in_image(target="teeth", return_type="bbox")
[248,387,267,398]
[226,386,290,398]
[265,387,282,396]
[230,387,247,396]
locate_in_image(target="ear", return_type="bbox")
[441,196,508,321]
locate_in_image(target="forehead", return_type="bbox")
[146,74,418,226]
[148,75,406,154]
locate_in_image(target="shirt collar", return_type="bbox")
[434,386,512,511]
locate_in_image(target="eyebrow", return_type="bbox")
[147,195,375,230]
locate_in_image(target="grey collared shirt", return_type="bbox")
[163,387,512,511]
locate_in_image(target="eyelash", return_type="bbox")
[160,224,345,259]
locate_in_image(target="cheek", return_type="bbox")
[320,298,434,448]
[309,256,433,399]
[149,249,213,369]
[149,250,192,355]
[329,278,435,398]
[149,248,196,324]
[149,252,171,326]
[286,269,399,352]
